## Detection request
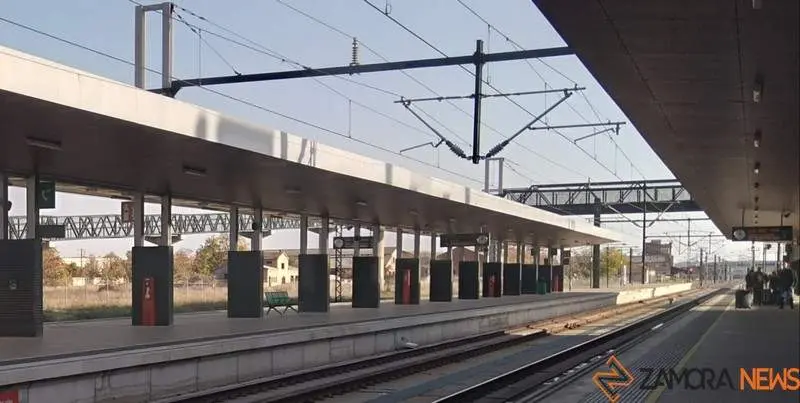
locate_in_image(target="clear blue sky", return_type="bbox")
[0,0,759,263]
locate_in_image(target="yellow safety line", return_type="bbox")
[644,293,734,403]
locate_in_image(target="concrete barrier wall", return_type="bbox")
[615,282,693,304]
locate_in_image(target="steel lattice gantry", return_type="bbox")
[7,214,322,240]
[502,179,702,216]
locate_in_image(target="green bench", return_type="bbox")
[263,291,297,316]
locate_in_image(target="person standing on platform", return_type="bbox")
[753,267,766,306]
[777,265,796,309]
[767,271,780,305]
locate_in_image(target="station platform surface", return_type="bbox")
[0,291,604,365]
[552,291,799,403]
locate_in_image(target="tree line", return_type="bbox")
[43,235,247,286]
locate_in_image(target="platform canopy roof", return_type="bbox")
[0,45,623,247]
[532,0,799,239]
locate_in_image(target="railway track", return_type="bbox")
[432,287,727,403]
[167,289,709,403]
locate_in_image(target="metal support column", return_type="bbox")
[592,197,601,288]
[133,2,173,90]
[699,248,704,287]
[334,225,344,302]
[229,207,239,251]
[373,225,384,292]
[134,5,145,88]
[413,229,421,258]
[251,208,263,251]
[160,196,171,246]
[319,217,329,252]
[133,193,144,247]
[641,182,647,284]
[628,247,633,285]
[396,228,403,255]
[471,39,484,164]
[0,174,8,240]
[430,233,437,259]
[25,175,40,240]
[353,224,361,257]
[160,2,173,89]
[299,214,308,254]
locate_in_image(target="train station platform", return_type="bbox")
[552,290,799,403]
[0,283,694,403]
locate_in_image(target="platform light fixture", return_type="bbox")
[752,0,762,10]
[355,200,368,207]
[182,165,207,177]
[753,75,764,103]
[753,130,762,148]
[408,209,418,216]
[26,137,62,151]
[753,162,761,175]
[284,186,301,195]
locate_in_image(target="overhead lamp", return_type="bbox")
[355,200,368,207]
[753,75,764,103]
[752,0,762,10]
[753,162,761,175]
[26,137,62,151]
[753,130,762,148]
[408,209,419,216]
[284,186,301,195]
[182,165,207,177]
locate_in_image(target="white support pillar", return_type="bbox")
[251,208,263,251]
[133,193,145,247]
[0,174,8,240]
[318,217,329,253]
[159,195,171,246]
[373,225,384,291]
[299,214,309,254]
[134,5,146,89]
[25,175,39,240]
[413,230,421,258]
[160,2,173,90]
[353,224,361,257]
[229,206,239,251]
[396,228,403,254]
[517,241,523,268]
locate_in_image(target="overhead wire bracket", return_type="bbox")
[399,99,468,159]
[483,89,574,159]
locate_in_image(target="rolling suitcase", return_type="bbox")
[735,289,752,309]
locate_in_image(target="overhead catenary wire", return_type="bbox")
[266,0,587,178]
[271,0,580,176]
[455,0,648,181]
[0,14,481,186]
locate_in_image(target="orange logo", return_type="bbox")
[593,355,634,402]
